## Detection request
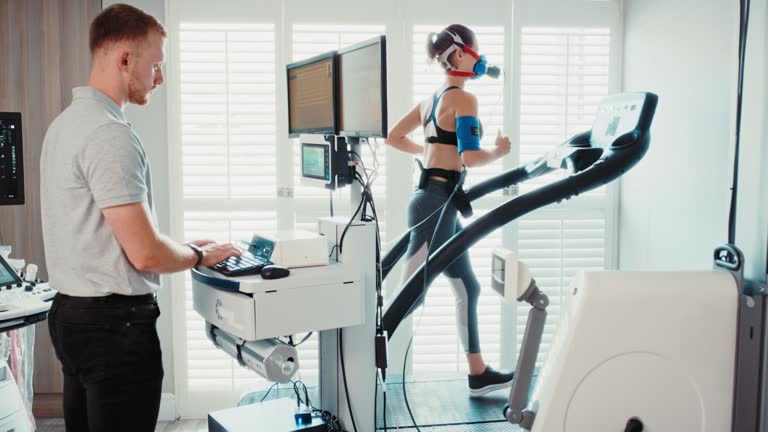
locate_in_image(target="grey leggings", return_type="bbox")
[387,180,482,353]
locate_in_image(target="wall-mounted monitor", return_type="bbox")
[0,112,24,206]
[338,36,387,138]
[287,51,339,137]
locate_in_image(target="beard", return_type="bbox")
[127,69,153,106]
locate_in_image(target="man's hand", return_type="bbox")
[199,242,241,267]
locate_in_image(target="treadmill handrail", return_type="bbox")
[381,92,657,281]
[381,133,592,280]
[383,121,655,338]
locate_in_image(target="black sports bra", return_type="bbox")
[423,86,483,146]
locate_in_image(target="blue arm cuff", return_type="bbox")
[456,116,481,154]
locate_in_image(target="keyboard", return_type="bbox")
[209,249,272,277]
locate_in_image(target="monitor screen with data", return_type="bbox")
[338,36,387,138]
[0,112,24,206]
[287,52,338,137]
[0,254,21,286]
[302,142,330,181]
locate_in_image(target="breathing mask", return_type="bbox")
[437,29,501,80]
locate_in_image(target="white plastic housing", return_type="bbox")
[529,271,738,432]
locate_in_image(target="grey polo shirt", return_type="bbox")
[40,86,160,296]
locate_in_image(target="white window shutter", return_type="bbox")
[516,27,611,365]
[179,23,279,394]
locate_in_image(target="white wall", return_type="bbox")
[619,0,766,276]
[102,0,175,394]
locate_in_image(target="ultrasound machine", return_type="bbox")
[0,112,56,432]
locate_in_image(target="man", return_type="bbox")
[40,4,240,431]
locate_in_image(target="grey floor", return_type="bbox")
[38,419,519,432]
[37,376,525,431]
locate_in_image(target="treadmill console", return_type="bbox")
[589,93,648,148]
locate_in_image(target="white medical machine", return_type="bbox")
[0,361,29,432]
[491,246,760,431]
[248,230,329,269]
[192,215,378,425]
[0,253,57,432]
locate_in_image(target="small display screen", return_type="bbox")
[491,255,505,283]
[246,236,276,261]
[0,255,21,286]
[302,143,330,181]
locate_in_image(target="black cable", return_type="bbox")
[349,159,384,331]
[383,384,387,432]
[352,152,392,432]
[421,169,465,311]
[292,379,344,432]
[728,0,750,244]
[330,189,335,217]
[339,328,358,432]
[339,192,366,255]
[402,337,421,432]
[292,380,303,409]
[374,370,378,431]
[381,159,464,273]
[351,161,389,428]
[301,381,310,409]
[399,169,466,432]
[259,382,279,403]
[292,332,313,347]
[380,372,388,432]
[381,196,454,272]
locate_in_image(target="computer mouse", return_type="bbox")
[261,265,290,280]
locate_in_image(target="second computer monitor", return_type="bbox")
[287,51,339,137]
[338,36,387,138]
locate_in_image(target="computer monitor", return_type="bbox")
[0,112,24,206]
[286,51,339,137]
[338,36,387,138]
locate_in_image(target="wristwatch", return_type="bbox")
[187,244,204,269]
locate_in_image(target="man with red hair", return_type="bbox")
[40,4,239,431]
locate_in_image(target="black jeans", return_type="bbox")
[48,293,164,432]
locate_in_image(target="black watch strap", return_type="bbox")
[187,244,204,268]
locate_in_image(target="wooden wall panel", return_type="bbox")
[0,0,102,408]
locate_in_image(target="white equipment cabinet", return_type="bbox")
[528,271,738,431]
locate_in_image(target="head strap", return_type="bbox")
[437,29,480,70]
